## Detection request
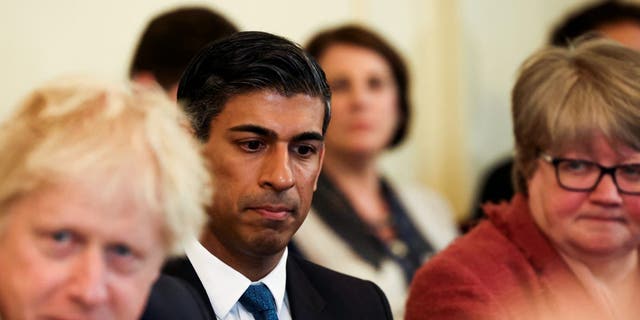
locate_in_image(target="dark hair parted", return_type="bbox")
[129,7,238,90]
[306,24,410,148]
[177,31,331,142]
[550,1,640,47]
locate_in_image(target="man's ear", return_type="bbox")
[168,84,179,101]
[313,145,325,191]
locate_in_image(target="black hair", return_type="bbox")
[177,31,331,141]
[550,1,640,46]
[129,7,238,90]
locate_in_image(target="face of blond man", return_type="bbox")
[0,182,167,320]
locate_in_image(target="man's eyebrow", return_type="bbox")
[293,131,324,142]
[229,124,276,138]
[229,125,324,142]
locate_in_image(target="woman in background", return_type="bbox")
[292,24,458,318]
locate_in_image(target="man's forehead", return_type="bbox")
[224,89,324,107]
[215,90,325,133]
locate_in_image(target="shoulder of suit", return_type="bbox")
[290,254,380,289]
[162,256,191,272]
[142,274,210,320]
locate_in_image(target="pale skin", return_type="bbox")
[317,43,400,240]
[597,20,640,51]
[200,90,325,281]
[132,72,179,100]
[527,132,640,319]
[0,181,166,320]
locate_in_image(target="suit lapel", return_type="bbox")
[163,257,217,320]
[286,255,326,319]
[165,255,330,320]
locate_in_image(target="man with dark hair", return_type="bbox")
[129,6,238,98]
[145,31,393,320]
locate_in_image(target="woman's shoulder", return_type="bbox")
[406,219,543,320]
[419,220,517,276]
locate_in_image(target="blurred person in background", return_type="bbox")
[0,75,210,319]
[407,37,640,320]
[291,24,458,319]
[129,7,238,320]
[129,6,238,99]
[466,0,640,231]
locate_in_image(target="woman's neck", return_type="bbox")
[560,249,640,319]
[561,249,638,284]
[322,151,393,238]
[322,149,378,181]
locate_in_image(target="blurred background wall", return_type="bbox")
[0,0,628,220]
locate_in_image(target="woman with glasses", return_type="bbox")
[406,37,640,320]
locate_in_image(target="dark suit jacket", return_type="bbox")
[140,274,211,320]
[145,253,393,320]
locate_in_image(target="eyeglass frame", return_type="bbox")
[540,153,640,195]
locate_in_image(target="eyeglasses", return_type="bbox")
[541,153,640,195]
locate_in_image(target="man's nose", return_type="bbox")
[259,144,295,191]
[68,248,109,307]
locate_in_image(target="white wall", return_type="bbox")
[1,0,617,219]
[460,0,589,192]
[0,0,354,115]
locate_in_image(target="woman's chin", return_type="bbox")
[568,232,636,257]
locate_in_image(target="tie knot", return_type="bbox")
[239,283,278,320]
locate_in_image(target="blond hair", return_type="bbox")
[0,75,211,255]
[512,37,640,194]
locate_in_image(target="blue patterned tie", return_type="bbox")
[239,283,279,320]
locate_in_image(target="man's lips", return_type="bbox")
[249,205,293,221]
[39,315,89,320]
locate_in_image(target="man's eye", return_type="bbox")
[294,145,316,157]
[108,244,140,274]
[239,140,265,152]
[111,244,132,257]
[51,230,72,244]
[40,230,77,258]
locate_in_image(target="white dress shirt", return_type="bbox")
[185,238,292,320]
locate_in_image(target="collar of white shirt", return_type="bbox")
[185,237,288,319]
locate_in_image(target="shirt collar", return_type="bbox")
[260,247,288,313]
[185,237,288,318]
